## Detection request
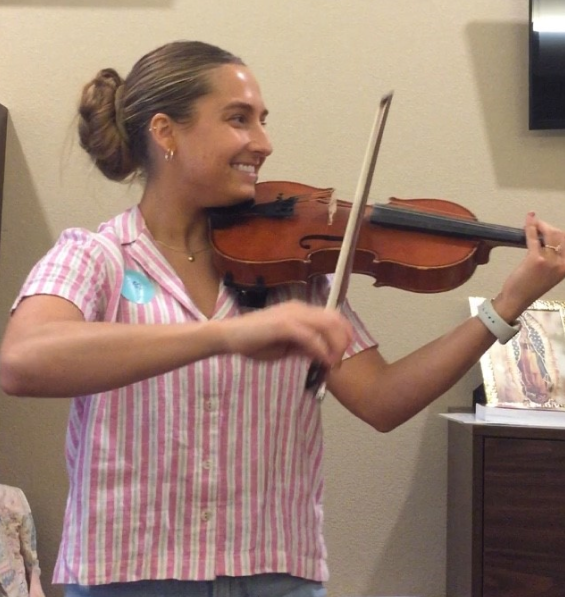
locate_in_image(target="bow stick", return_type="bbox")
[306,92,394,400]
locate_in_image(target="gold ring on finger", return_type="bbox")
[545,244,562,254]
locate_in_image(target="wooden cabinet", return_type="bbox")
[447,418,565,597]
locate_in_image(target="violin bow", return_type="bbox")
[307,92,394,400]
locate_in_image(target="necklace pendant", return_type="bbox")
[187,255,195,262]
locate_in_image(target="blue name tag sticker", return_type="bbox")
[121,270,155,304]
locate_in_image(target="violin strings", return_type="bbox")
[293,190,335,204]
[379,202,522,234]
[292,192,522,238]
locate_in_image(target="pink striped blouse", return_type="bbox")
[14,206,377,585]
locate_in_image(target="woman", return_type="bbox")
[1,40,564,597]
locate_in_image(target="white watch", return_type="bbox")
[477,299,521,344]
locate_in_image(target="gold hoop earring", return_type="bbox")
[164,148,175,162]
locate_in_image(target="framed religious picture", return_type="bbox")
[0,102,7,236]
[470,296,565,414]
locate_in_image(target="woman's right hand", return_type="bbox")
[219,300,353,365]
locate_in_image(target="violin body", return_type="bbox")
[209,180,528,294]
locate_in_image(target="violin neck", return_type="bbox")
[371,204,527,248]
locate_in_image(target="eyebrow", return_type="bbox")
[223,101,269,119]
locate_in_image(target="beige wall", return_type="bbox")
[1,2,565,596]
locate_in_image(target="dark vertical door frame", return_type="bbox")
[0,103,7,237]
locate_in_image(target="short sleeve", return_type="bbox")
[306,275,378,359]
[12,228,111,322]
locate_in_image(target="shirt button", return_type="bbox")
[201,510,212,522]
[204,400,215,411]
[202,460,211,470]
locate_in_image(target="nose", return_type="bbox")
[249,123,273,157]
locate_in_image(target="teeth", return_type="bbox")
[233,164,256,173]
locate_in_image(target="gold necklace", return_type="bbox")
[154,239,211,262]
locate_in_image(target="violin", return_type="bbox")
[208,180,529,295]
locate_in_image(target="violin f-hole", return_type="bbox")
[300,234,344,249]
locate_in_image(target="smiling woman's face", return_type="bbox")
[170,63,273,207]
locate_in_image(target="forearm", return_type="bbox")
[333,240,559,433]
[376,315,496,428]
[331,314,498,432]
[376,269,561,428]
[0,320,224,397]
[1,298,353,398]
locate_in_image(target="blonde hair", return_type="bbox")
[78,41,244,182]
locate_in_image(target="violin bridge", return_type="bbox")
[327,191,337,226]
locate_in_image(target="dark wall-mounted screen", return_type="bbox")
[530,0,565,129]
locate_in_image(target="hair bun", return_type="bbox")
[78,68,136,181]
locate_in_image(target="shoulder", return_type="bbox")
[59,207,138,249]
[32,227,114,284]
[52,227,107,259]
[49,206,140,266]
[13,210,138,321]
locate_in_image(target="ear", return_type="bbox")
[147,113,177,155]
